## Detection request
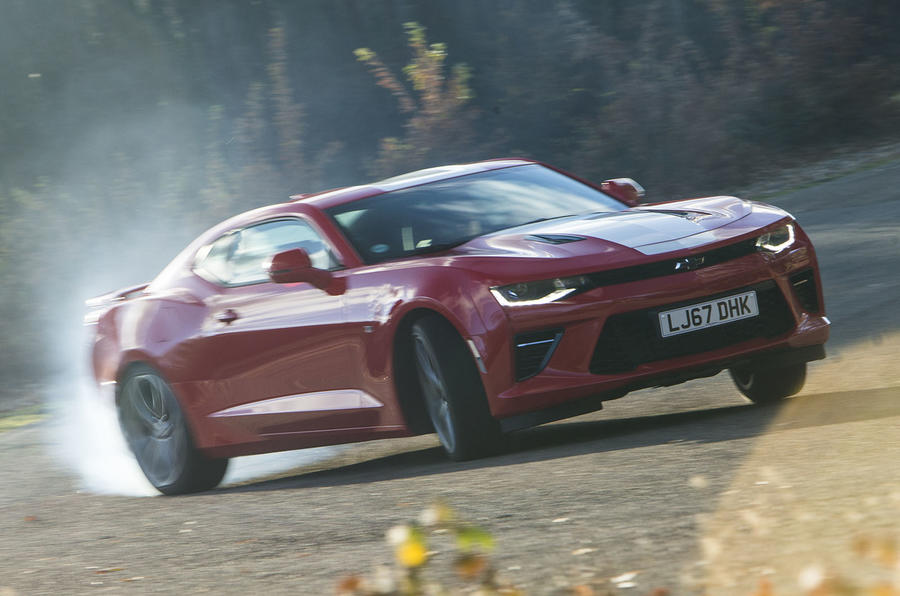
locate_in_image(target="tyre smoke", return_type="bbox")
[49,374,156,497]
[47,362,342,497]
[44,261,342,496]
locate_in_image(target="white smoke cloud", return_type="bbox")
[45,292,341,497]
[48,375,156,497]
[47,371,342,496]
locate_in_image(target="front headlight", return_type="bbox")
[491,275,589,306]
[756,223,795,253]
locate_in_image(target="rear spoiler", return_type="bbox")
[84,283,149,321]
[85,283,149,308]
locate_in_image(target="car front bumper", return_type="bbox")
[480,236,830,422]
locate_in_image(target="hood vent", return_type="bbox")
[638,209,711,223]
[525,234,586,245]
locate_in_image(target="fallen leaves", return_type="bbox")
[418,502,454,527]
[611,570,640,589]
[610,571,638,584]
[750,577,775,596]
[339,503,516,595]
[454,553,488,580]
[456,525,495,553]
[336,574,364,594]
[853,535,899,567]
[395,540,428,568]
[688,475,709,489]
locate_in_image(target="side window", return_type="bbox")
[194,233,237,284]
[228,219,340,285]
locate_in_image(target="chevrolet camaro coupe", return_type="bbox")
[86,159,829,494]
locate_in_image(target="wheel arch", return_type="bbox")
[391,306,479,435]
[114,358,162,406]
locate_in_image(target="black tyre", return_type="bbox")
[411,317,501,460]
[729,361,807,404]
[118,365,228,495]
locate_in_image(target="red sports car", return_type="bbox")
[86,159,829,494]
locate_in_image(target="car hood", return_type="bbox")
[455,196,751,260]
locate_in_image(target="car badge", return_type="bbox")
[674,255,705,272]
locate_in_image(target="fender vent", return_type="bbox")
[790,268,820,313]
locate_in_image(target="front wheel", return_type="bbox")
[118,365,228,495]
[411,317,501,460]
[729,361,807,404]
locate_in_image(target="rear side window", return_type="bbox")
[194,218,340,286]
[194,233,236,284]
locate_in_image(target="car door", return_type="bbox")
[189,217,380,435]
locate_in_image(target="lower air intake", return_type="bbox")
[790,268,820,313]
[514,329,563,381]
[590,281,795,374]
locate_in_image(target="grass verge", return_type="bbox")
[0,404,46,432]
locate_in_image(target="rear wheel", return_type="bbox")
[729,361,807,404]
[118,366,228,495]
[411,317,500,460]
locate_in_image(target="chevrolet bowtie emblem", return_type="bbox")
[674,255,705,272]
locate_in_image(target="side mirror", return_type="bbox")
[267,248,337,292]
[601,178,645,207]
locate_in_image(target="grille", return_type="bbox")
[514,329,563,381]
[790,268,820,313]
[590,281,795,374]
[576,237,758,291]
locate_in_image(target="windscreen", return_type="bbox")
[326,164,625,264]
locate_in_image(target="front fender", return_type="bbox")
[366,265,512,408]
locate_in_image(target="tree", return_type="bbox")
[355,22,483,178]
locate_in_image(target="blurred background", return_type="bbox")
[2,0,900,400]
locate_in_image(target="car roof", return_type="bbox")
[289,158,536,209]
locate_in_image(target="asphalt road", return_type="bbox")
[2,160,900,595]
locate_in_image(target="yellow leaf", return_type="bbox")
[396,540,428,568]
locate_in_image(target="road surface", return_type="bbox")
[2,159,899,595]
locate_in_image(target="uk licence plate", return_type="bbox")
[658,290,759,338]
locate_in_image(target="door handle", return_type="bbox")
[216,309,239,324]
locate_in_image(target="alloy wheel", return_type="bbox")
[119,372,189,488]
[413,334,457,454]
